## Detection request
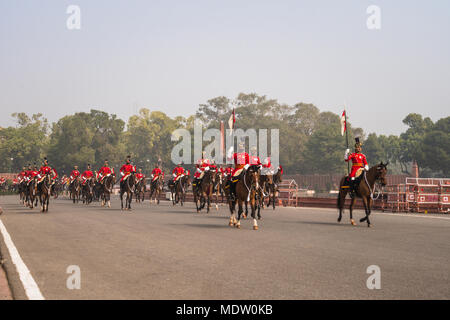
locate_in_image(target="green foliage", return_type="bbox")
[47,110,125,174]
[0,96,447,177]
[0,113,48,172]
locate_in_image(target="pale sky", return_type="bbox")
[1,0,449,135]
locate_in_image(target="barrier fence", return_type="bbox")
[385,178,450,213]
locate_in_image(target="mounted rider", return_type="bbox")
[172,162,185,183]
[345,137,369,198]
[97,160,114,184]
[120,155,136,183]
[150,164,163,183]
[18,166,27,183]
[38,157,58,185]
[226,140,250,200]
[136,168,146,184]
[81,164,94,185]
[70,165,81,184]
[193,151,211,186]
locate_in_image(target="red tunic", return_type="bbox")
[346,153,368,178]
[120,164,135,182]
[70,170,80,180]
[172,167,185,181]
[151,168,162,181]
[249,155,261,166]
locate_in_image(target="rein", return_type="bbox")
[364,170,383,200]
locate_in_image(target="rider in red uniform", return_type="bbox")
[226,141,250,200]
[18,166,27,183]
[119,156,136,183]
[70,166,81,183]
[81,164,94,185]
[38,158,58,185]
[136,168,145,183]
[345,137,369,197]
[172,162,185,183]
[98,160,114,184]
[151,164,163,182]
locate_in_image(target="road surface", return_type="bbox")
[0,195,449,299]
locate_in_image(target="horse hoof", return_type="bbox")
[367,224,372,228]
[350,219,356,226]
[228,222,233,226]
[253,226,258,230]
[236,224,240,229]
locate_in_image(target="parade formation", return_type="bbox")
[8,133,388,230]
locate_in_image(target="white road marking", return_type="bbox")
[0,218,45,300]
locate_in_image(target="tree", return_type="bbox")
[0,113,49,172]
[47,110,125,174]
[420,117,450,175]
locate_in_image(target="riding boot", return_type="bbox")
[349,179,355,198]
[230,181,237,201]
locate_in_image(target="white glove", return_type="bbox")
[344,149,350,160]
[173,173,176,177]
[151,174,154,178]
[121,172,124,176]
[205,166,210,171]
[364,165,369,171]
[244,164,250,170]
[227,146,234,159]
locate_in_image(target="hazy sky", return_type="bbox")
[1,0,449,135]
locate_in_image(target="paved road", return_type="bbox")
[0,195,449,300]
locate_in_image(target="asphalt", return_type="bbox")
[0,195,449,300]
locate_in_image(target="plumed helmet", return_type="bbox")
[355,137,362,148]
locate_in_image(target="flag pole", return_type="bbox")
[344,106,350,175]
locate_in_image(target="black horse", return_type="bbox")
[120,173,136,210]
[37,174,52,212]
[337,162,388,227]
[228,165,261,230]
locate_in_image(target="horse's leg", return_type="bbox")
[337,188,346,223]
[349,197,356,225]
[251,196,258,230]
[120,190,124,210]
[236,200,243,229]
[359,196,371,227]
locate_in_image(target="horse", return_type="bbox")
[171,175,185,206]
[69,178,81,204]
[337,162,388,227]
[149,175,164,204]
[81,177,95,205]
[228,165,261,230]
[100,174,115,208]
[134,176,146,203]
[25,178,38,209]
[37,174,52,212]
[193,169,216,213]
[120,173,136,210]
[260,171,275,210]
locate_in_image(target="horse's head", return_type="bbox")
[376,161,389,186]
[247,165,261,189]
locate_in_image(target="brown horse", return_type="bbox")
[120,173,136,210]
[149,175,164,204]
[134,177,146,203]
[37,174,52,212]
[229,165,261,230]
[337,162,388,227]
[101,174,115,208]
[193,169,215,213]
[69,178,81,204]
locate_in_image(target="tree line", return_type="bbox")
[0,93,448,177]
